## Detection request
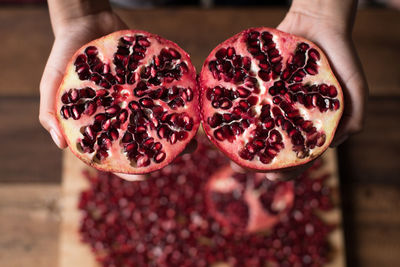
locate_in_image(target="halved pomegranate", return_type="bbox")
[56,30,199,174]
[206,166,294,233]
[200,27,344,171]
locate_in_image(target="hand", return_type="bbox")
[277,3,368,147]
[39,11,128,149]
[256,0,368,181]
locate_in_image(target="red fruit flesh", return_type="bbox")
[206,166,294,233]
[79,136,336,266]
[200,27,344,171]
[56,30,199,174]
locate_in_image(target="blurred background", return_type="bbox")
[0,0,399,267]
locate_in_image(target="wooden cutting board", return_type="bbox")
[59,148,346,267]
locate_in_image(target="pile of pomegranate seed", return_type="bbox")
[79,136,336,267]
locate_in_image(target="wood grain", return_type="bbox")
[0,184,60,267]
[0,97,62,183]
[59,149,345,267]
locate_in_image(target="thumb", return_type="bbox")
[39,42,70,149]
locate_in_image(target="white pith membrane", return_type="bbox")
[206,166,294,233]
[200,27,344,171]
[56,30,199,174]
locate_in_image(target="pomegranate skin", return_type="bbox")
[200,27,344,172]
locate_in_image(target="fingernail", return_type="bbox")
[50,129,62,148]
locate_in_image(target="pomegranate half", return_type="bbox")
[56,30,199,174]
[200,27,344,171]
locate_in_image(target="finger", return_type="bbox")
[322,39,368,147]
[39,42,72,149]
[114,173,146,182]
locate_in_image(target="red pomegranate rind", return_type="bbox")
[200,27,344,171]
[56,30,200,174]
[206,167,294,233]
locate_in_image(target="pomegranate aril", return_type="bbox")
[128,101,141,111]
[71,105,84,120]
[259,153,273,164]
[239,148,254,160]
[60,106,71,119]
[168,97,184,109]
[169,132,177,144]
[74,54,86,66]
[237,87,251,98]
[83,100,97,116]
[85,46,98,57]
[121,132,133,143]
[139,98,154,108]
[218,98,232,109]
[94,149,108,161]
[258,70,270,81]
[154,151,166,163]
[109,128,119,140]
[61,92,70,104]
[105,105,120,115]
[330,99,340,110]
[136,155,150,167]
[157,125,171,139]
[328,86,337,97]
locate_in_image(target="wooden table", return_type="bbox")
[0,6,399,267]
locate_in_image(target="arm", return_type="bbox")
[39,0,128,148]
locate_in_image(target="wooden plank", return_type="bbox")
[0,7,398,97]
[0,184,60,267]
[59,148,345,267]
[0,97,62,183]
[338,97,400,184]
[341,183,400,267]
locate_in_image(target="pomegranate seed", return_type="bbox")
[237,87,251,98]
[169,132,177,144]
[122,132,133,143]
[139,98,154,108]
[85,46,98,57]
[94,149,108,161]
[305,61,318,75]
[102,119,111,131]
[60,106,70,119]
[74,54,86,66]
[258,70,270,81]
[106,105,120,115]
[154,151,166,163]
[157,125,170,139]
[128,101,141,111]
[61,92,70,104]
[215,48,227,60]
[239,148,254,160]
[308,48,320,61]
[328,86,337,97]
[136,155,150,167]
[118,109,128,123]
